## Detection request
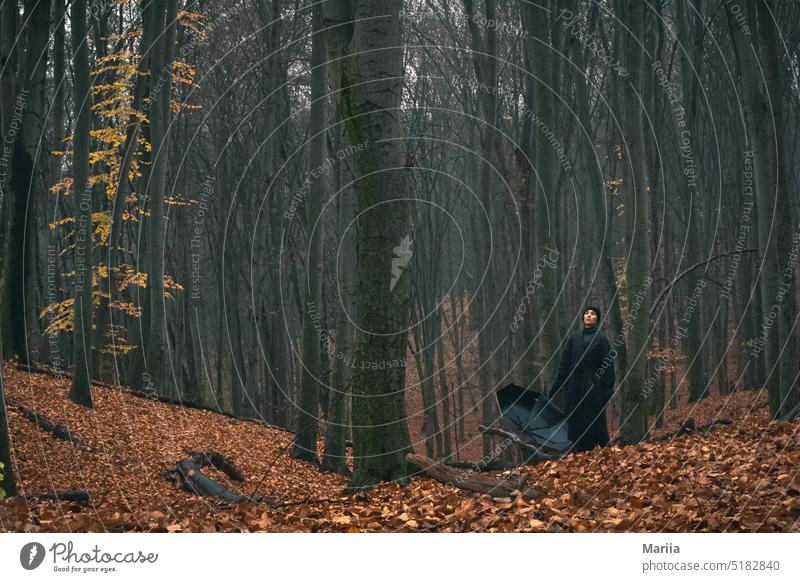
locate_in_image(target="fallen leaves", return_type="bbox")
[1,363,799,533]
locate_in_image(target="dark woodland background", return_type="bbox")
[0,0,799,531]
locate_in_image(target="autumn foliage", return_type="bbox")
[1,362,798,532]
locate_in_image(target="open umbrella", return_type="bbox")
[494,383,572,458]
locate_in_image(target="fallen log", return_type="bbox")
[478,424,562,461]
[176,459,261,503]
[168,451,260,503]
[21,490,91,503]
[7,399,84,448]
[444,459,517,473]
[185,450,244,481]
[406,453,544,501]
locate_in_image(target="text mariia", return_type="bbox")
[643,543,680,554]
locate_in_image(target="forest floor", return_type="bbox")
[2,361,799,532]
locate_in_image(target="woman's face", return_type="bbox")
[583,309,598,326]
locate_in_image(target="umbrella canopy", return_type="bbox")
[494,383,572,456]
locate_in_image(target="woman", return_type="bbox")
[548,305,615,453]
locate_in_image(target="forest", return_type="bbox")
[0,0,799,533]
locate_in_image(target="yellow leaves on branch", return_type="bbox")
[40,263,180,339]
[50,178,72,198]
[40,298,75,335]
[117,265,184,296]
[41,5,201,355]
[178,10,209,40]
[117,265,148,292]
[165,196,194,207]
[171,61,196,85]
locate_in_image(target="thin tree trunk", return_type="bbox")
[68,0,94,408]
[292,1,327,463]
[321,123,355,475]
[618,0,650,443]
[726,1,782,416]
[759,0,799,418]
[143,0,177,395]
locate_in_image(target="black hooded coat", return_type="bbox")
[548,307,615,452]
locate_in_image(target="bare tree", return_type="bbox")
[69,0,94,408]
[332,0,413,489]
[293,1,327,463]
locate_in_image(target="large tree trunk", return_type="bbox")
[0,0,52,366]
[561,0,627,398]
[332,0,412,490]
[463,0,500,458]
[0,364,16,496]
[676,0,708,403]
[0,0,21,492]
[68,0,94,408]
[726,1,782,417]
[522,0,563,388]
[0,0,22,362]
[618,0,650,444]
[320,18,356,471]
[292,1,327,463]
[758,0,798,418]
[142,0,178,396]
[321,122,355,475]
[51,0,66,150]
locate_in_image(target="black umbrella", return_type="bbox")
[493,383,572,457]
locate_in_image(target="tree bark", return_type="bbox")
[618,0,650,444]
[335,0,413,490]
[758,0,798,418]
[292,0,327,463]
[0,364,16,496]
[726,1,782,417]
[69,0,95,408]
[322,89,355,475]
[142,0,178,396]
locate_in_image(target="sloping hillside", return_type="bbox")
[1,363,799,532]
